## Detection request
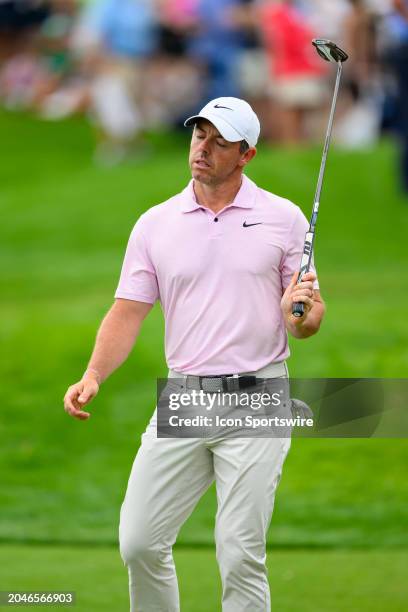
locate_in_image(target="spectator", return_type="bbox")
[0,1,51,109]
[296,0,351,44]
[386,0,408,193]
[233,0,274,139]
[73,0,158,165]
[188,0,248,100]
[258,0,328,145]
[146,0,203,126]
[330,0,382,149]
[0,1,50,60]
[32,0,78,112]
[156,0,198,56]
[342,0,376,97]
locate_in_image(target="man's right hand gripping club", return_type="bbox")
[63,368,101,420]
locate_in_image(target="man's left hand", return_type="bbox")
[281,271,316,322]
[280,271,325,339]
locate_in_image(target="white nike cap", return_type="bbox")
[184,97,261,147]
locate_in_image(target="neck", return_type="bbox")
[193,174,243,214]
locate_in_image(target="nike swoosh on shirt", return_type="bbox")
[243,222,263,228]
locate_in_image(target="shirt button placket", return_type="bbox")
[211,214,223,238]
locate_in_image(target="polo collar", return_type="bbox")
[180,174,256,213]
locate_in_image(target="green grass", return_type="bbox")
[1,110,408,606]
[1,544,407,611]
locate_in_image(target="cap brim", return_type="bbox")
[184,112,244,143]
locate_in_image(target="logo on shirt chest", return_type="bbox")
[243,221,263,228]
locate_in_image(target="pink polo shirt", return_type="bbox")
[115,175,318,375]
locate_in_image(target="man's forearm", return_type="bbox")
[85,300,152,383]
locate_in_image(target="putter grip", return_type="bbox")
[292,302,305,318]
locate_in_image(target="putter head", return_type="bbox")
[312,39,348,63]
[290,398,314,420]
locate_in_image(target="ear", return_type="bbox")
[239,147,257,167]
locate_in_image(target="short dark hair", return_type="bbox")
[239,140,250,154]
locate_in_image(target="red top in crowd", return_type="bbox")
[259,3,327,79]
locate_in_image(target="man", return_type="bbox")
[64,97,325,611]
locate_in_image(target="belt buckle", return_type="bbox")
[238,375,257,390]
[198,374,258,392]
[224,374,238,392]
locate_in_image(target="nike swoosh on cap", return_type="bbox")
[214,104,233,110]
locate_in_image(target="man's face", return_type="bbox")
[188,119,253,186]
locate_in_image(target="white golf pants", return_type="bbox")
[119,361,291,612]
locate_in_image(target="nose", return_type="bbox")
[196,138,210,155]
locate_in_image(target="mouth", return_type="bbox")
[193,159,211,169]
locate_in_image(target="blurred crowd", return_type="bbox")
[0,0,407,188]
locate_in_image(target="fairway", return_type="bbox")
[0,545,407,611]
[1,110,407,609]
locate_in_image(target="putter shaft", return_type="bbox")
[292,60,344,318]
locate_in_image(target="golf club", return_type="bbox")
[292,39,349,318]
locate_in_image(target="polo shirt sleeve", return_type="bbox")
[280,206,320,292]
[114,217,159,304]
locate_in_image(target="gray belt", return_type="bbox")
[168,362,287,393]
[184,374,260,393]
